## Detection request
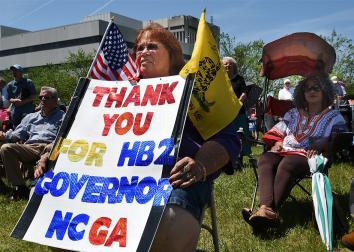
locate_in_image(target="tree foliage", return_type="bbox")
[0,48,95,105]
[323,30,354,86]
[64,48,96,80]
[220,33,269,90]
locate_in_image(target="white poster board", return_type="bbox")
[12,75,190,251]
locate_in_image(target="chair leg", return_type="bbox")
[209,187,219,252]
[249,157,259,212]
[200,183,219,252]
[296,180,311,196]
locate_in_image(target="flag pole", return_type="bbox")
[86,16,116,78]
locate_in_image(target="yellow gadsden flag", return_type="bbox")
[180,10,242,139]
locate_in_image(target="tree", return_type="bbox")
[65,48,96,80]
[323,30,354,93]
[220,32,267,89]
[0,49,96,104]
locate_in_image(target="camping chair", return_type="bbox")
[263,96,294,131]
[246,98,353,212]
[244,32,338,213]
[245,97,299,212]
[200,182,219,252]
[245,130,353,218]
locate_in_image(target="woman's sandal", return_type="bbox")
[248,205,280,230]
[241,208,252,225]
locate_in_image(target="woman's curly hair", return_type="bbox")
[293,73,335,110]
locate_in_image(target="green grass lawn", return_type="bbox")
[0,148,353,251]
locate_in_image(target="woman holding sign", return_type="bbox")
[135,23,240,251]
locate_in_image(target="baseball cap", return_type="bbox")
[10,64,24,72]
[331,76,338,83]
[284,78,291,84]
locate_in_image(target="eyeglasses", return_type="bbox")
[304,85,321,92]
[136,42,160,55]
[39,95,54,100]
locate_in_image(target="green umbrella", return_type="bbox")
[309,154,333,251]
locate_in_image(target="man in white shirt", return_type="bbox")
[278,78,294,100]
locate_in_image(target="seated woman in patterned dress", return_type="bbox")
[243,73,347,230]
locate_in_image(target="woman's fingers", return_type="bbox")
[169,157,199,188]
[170,158,190,175]
[180,176,197,188]
[34,166,43,178]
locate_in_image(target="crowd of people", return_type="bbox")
[0,23,353,251]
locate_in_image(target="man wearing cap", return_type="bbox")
[7,64,36,126]
[278,78,294,100]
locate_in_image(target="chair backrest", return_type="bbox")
[244,84,263,111]
[265,96,294,117]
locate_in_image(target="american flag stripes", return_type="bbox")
[88,22,137,81]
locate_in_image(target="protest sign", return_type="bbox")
[11,75,192,251]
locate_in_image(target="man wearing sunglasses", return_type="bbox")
[0,86,65,200]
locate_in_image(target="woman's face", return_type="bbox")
[222,59,236,79]
[136,32,171,78]
[304,79,323,106]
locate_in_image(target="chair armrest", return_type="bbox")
[328,132,354,161]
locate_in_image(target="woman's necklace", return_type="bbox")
[305,107,322,117]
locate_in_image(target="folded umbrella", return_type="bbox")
[308,154,333,251]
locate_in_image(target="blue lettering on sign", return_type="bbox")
[45,210,73,240]
[50,172,70,197]
[34,173,172,206]
[135,176,157,204]
[115,176,139,203]
[68,213,90,241]
[35,169,54,195]
[82,176,106,203]
[117,141,140,166]
[45,210,89,241]
[117,138,175,167]
[69,173,90,199]
[153,178,173,206]
[102,177,120,204]
[154,138,174,165]
[135,141,155,166]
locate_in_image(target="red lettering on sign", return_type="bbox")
[133,112,154,135]
[92,87,110,107]
[141,84,162,106]
[115,112,134,135]
[104,218,127,247]
[102,114,119,136]
[122,85,141,107]
[89,217,111,245]
[158,82,178,105]
[105,87,128,108]
[88,217,127,247]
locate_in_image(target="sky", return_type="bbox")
[0,0,354,44]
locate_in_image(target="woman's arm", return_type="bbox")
[169,141,229,188]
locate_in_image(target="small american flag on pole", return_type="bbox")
[88,21,137,80]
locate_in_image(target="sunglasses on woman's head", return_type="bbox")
[304,85,321,92]
[136,42,160,55]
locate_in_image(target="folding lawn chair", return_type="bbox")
[243,32,354,228]
[200,182,219,252]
